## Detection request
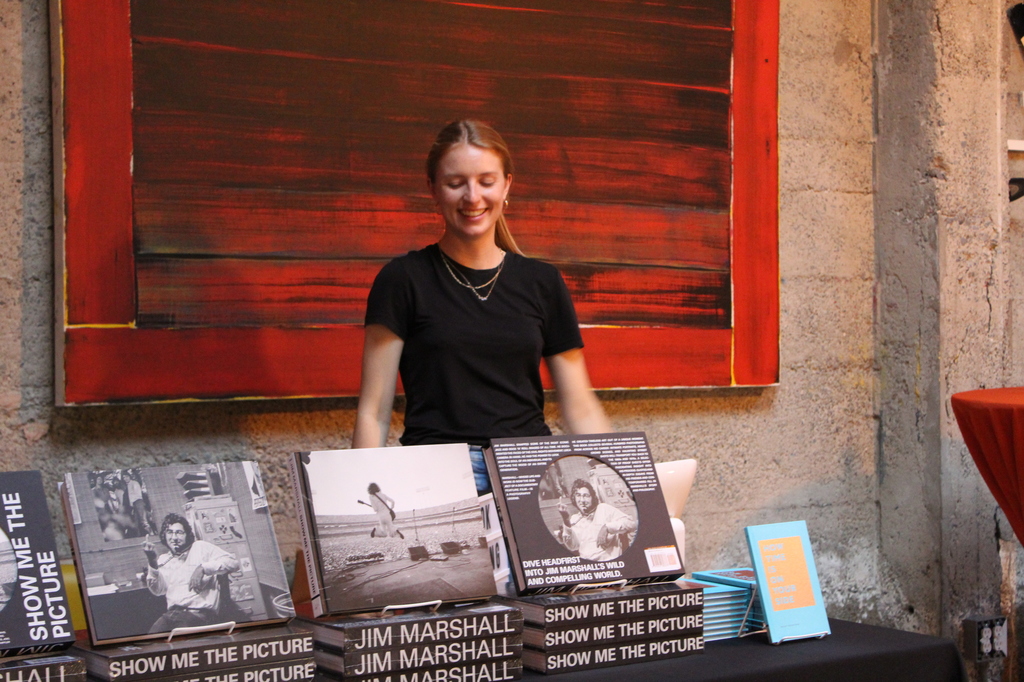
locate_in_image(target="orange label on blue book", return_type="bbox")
[757,536,816,611]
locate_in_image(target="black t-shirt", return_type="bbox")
[365,244,583,446]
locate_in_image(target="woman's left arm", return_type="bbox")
[546,348,612,434]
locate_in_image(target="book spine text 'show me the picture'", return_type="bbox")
[72,626,314,681]
[521,633,704,674]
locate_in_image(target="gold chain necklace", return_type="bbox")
[438,247,506,302]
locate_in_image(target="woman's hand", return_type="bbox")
[546,348,611,434]
[353,325,405,448]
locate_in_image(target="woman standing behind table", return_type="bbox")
[353,120,610,490]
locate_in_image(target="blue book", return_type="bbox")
[675,577,745,598]
[745,521,830,644]
[691,568,758,589]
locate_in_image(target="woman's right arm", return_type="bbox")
[352,324,405,448]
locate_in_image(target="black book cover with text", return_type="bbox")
[484,433,683,594]
[0,470,76,658]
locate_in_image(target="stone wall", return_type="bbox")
[3,0,1023,676]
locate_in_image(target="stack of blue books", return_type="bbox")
[680,569,766,641]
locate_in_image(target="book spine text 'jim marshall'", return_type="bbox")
[73,628,313,681]
[316,635,522,676]
[294,445,495,615]
[522,633,704,674]
[339,658,523,682]
[523,612,702,651]
[296,604,522,651]
[0,655,85,682]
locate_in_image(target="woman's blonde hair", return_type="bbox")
[426,120,522,255]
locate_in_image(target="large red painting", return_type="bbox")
[52,0,778,404]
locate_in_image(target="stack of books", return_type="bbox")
[501,583,704,674]
[684,569,766,641]
[73,625,315,682]
[298,602,524,681]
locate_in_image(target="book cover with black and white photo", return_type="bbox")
[294,602,522,652]
[314,634,522,676]
[484,433,683,594]
[496,582,701,626]
[71,623,313,681]
[0,654,85,682]
[0,470,76,658]
[290,445,496,616]
[62,462,294,645]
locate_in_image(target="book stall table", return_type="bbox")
[523,619,966,682]
[951,387,1024,546]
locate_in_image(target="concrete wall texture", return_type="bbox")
[2,0,1023,676]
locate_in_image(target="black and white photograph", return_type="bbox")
[539,455,639,562]
[297,444,496,614]
[64,462,294,645]
[88,468,155,541]
[485,433,683,594]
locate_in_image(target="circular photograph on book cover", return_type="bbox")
[538,455,639,562]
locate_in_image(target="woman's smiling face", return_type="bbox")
[430,143,511,243]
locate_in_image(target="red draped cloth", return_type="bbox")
[951,388,1024,545]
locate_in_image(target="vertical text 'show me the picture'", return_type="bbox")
[298,444,497,614]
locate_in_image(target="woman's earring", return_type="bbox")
[504,199,509,209]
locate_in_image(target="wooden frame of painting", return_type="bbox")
[51,0,778,405]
